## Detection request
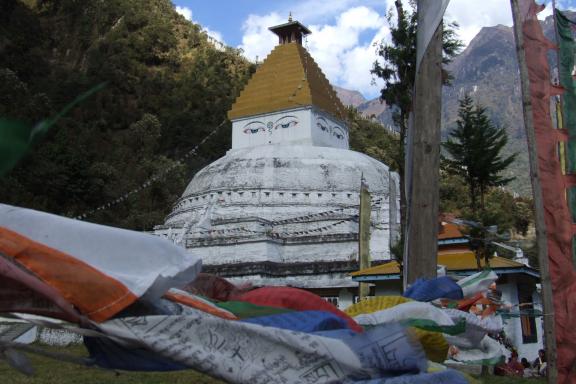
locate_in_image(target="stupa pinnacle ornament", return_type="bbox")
[268,13,310,45]
[155,19,400,309]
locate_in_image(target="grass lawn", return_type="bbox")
[477,376,545,384]
[1,344,224,384]
[1,344,547,384]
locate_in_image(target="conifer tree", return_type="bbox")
[443,95,517,214]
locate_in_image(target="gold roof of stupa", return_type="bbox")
[228,42,346,121]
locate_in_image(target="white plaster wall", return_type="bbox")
[15,326,37,344]
[231,107,349,150]
[338,288,354,310]
[156,145,400,267]
[227,272,357,289]
[232,108,313,149]
[156,125,399,288]
[500,282,543,360]
[500,283,521,349]
[38,328,82,346]
[310,109,349,149]
[520,290,544,361]
[191,240,369,266]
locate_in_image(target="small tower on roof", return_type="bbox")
[268,13,311,45]
[228,16,348,150]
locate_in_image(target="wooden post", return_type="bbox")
[510,1,557,382]
[358,178,371,299]
[403,16,442,288]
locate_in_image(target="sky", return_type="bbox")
[172,0,576,99]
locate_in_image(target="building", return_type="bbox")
[154,18,400,309]
[351,221,544,360]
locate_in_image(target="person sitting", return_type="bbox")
[532,349,547,377]
[520,357,533,377]
[504,351,524,377]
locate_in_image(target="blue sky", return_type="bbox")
[172,0,575,99]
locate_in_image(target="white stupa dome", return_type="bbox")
[155,18,400,303]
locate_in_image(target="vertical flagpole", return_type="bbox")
[358,177,371,299]
[509,1,557,382]
[403,3,442,288]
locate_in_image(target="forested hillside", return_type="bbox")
[0,0,255,229]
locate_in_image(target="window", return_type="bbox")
[518,286,538,343]
[353,296,371,304]
[323,296,339,307]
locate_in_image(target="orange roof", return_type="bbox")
[227,42,346,120]
[351,250,529,277]
[438,222,466,240]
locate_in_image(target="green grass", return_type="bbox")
[1,345,548,384]
[1,344,223,384]
[477,376,545,384]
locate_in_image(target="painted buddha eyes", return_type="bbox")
[242,116,299,135]
[274,116,298,129]
[317,117,329,132]
[317,117,345,140]
[243,121,266,134]
[333,128,345,140]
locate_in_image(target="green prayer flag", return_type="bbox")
[556,10,576,173]
[0,83,105,177]
[215,301,292,319]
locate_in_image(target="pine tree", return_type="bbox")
[443,95,517,214]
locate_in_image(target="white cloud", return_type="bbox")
[175,5,192,21]
[307,7,388,96]
[539,2,554,20]
[204,28,224,45]
[239,13,284,61]
[174,5,226,46]
[445,0,566,47]
[445,0,513,47]
[290,0,385,24]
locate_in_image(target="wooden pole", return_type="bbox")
[403,16,442,288]
[509,1,557,382]
[358,177,371,299]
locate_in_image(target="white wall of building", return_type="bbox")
[231,107,348,150]
[500,281,543,362]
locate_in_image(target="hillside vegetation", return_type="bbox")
[0,0,255,229]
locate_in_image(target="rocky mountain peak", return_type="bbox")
[333,85,366,107]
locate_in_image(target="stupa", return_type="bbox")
[154,17,400,308]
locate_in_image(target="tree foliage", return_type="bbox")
[440,169,533,237]
[347,106,401,171]
[443,95,517,213]
[0,0,254,229]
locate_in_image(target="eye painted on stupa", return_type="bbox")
[333,127,345,140]
[243,121,266,134]
[274,115,298,129]
[316,117,329,132]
